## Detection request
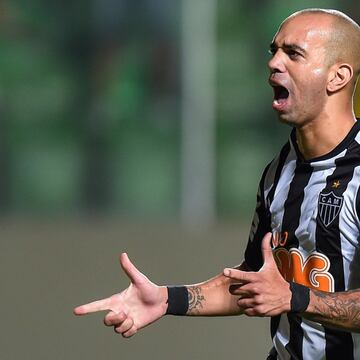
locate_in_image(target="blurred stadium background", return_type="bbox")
[1,1,360,359]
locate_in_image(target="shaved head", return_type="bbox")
[283,9,360,88]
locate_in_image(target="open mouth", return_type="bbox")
[273,86,289,101]
[272,85,290,110]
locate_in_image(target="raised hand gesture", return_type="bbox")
[223,232,291,317]
[74,253,168,337]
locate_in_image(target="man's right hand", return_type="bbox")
[73,253,168,338]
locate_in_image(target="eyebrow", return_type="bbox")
[269,42,307,55]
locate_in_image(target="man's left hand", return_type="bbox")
[223,232,291,317]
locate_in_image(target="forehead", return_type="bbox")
[273,14,332,50]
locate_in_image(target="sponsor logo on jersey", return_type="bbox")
[318,191,343,227]
[271,230,288,248]
[273,247,334,292]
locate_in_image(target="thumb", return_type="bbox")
[260,232,275,268]
[119,253,146,285]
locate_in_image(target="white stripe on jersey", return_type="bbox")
[339,164,360,291]
[266,148,297,200]
[273,314,291,360]
[352,333,360,358]
[301,319,326,360]
[268,150,297,234]
[355,129,360,145]
[263,152,282,202]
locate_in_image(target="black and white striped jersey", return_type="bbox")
[245,120,360,360]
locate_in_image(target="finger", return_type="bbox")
[122,326,138,338]
[243,308,258,317]
[229,284,251,296]
[260,232,275,267]
[104,311,127,326]
[223,268,255,283]
[229,283,242,294]
[238,297,256,309]
[120,253,146,285]
[115,317,134,334]
[73,297,111,315]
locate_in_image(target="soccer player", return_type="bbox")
[74,9,360,359]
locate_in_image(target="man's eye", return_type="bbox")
[288,50,300,59]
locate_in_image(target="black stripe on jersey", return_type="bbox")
[280,160,313,360]
[267,141,291,205]
[315,140,360,360]
[281,161,313,248]
[245,163,272,271]
[245,142,291,272]
[268,142,292,342]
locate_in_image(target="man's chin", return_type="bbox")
[275,111,295,126]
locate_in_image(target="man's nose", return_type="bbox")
[268,51,286,74]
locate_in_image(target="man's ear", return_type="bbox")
[327,63,353,93]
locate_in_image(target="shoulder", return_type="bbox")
[260,140,293,191]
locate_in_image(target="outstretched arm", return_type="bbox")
[74,253,245,338]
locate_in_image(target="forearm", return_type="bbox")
[303,288,360,332]
[183,264,249,317]
[185,277,242,316]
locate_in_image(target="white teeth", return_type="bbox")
[273,98,287,108]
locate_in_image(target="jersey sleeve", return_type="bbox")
[244,164,272,271]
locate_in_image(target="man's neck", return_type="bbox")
[296,113,356,160]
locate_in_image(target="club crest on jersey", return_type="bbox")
[318,191,343,227]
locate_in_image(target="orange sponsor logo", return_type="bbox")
[272,231,289,248]
[274,247,334,292]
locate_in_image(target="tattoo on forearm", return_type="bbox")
[307,289,360,332]
[187,286,205,315]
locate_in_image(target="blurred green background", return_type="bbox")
[1,1,360,359]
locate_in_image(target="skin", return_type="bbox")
[74,10,360,338]
[74,233,291,337]
[268,12,357,159]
